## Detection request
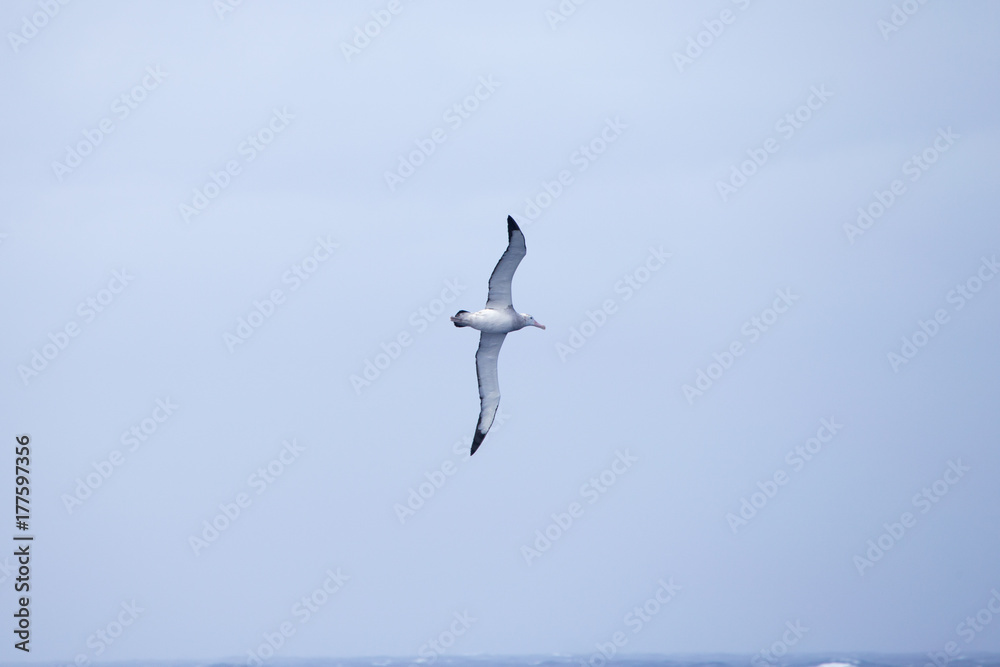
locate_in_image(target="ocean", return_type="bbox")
[14,655,999,667]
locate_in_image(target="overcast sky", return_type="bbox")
[2,0,1000,662]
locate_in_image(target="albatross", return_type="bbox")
[451,216,545,455]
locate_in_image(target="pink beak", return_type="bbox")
[534,322,546,329]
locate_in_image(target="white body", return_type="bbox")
[451,307,537,334]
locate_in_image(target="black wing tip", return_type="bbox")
[471,430,485,455]
[506,215,520,236]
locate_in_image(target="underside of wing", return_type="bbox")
[485,216,526,310]
[472,332,507,454]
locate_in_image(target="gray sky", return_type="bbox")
[2,0,999,662]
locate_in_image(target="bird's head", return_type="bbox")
[522,314,545,330]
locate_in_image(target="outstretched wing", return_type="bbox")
[485,216,526,310]
[471,332,507,455]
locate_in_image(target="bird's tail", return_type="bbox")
[451,310,471,327]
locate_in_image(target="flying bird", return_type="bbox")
[451,216,545,455]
